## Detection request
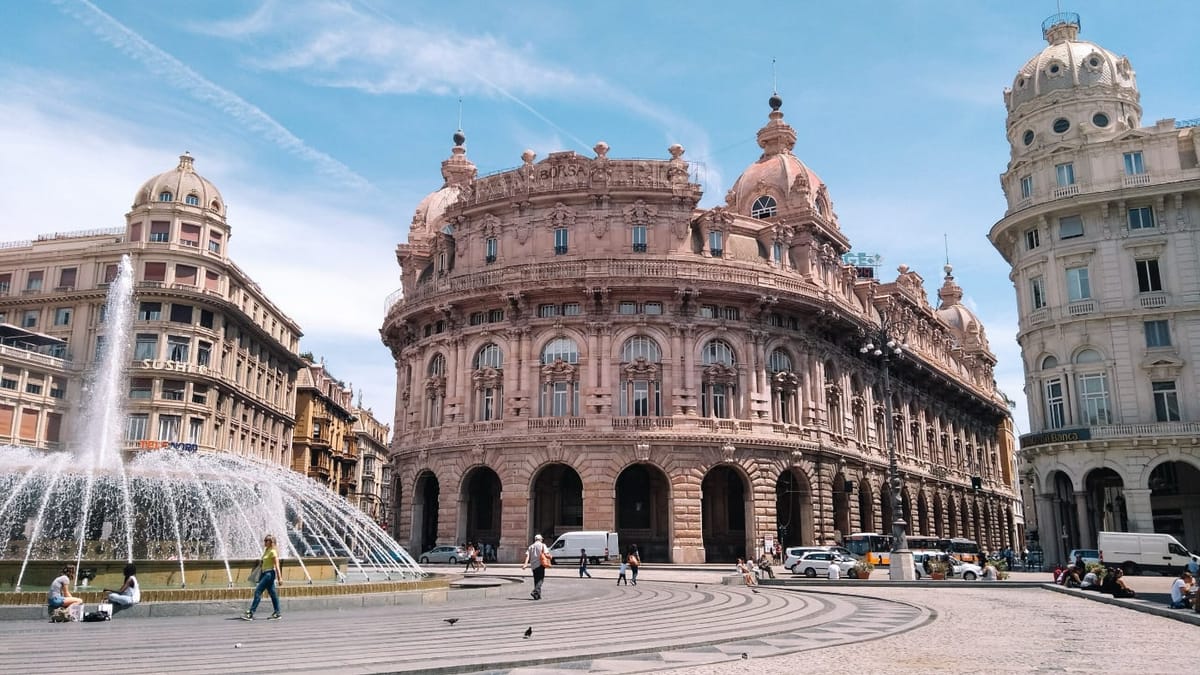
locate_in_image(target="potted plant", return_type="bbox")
[928,558,949,580]
[849,559,874,579]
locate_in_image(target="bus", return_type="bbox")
[947,537,981,563]
[906,535,944,551]
[845,533,894,566]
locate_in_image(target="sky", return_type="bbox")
[2,0,1198,438]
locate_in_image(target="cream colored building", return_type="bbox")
[292,356,356,495]
[0,154,303,465]
[989,13,1200,567]
[383,101,1021,563]
[352,404,391,525]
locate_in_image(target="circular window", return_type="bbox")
[1088,57,1101,68]
[1022,130,1035,146]
[1017,78,1026,89]
[1049,64,1060,74]
[1092,112,1110,128]
[1052,118,1070,134]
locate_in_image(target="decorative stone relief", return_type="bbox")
[720,443,736,462]
[635,442,650,461]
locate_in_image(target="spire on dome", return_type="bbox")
[178,152,194,172]
[440,127,477,187]
[937,264,964,309]
[756,92,796,158]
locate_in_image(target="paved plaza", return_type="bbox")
[2,566,1197,673]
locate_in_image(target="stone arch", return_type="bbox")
[1139,452,1200,490]
[464,334,512,362]
[702,464,751,562]
[831,472,852,543]
[900,486,914,535]
[1148,460,1200,552]
[958,495,971,540]
[776,466,814,548]
[615,462,672,562]
[932,492,944,538]
[412,470,440,555]
[609,324,673,359]
[460,465,502,550]
[1085,466,1127,538]
[971,500,981,545]
[980,501,992,551]
[857,477,875,533]
[880,480,895,536]
[1040,463,1082,495]
[530,462,584,542]
[946,495,958,538]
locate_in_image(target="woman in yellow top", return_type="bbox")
[242,534,283,620]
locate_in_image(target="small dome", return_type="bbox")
[410,185,462,234]
[936,265,989,349]
[132,153,225,216]
[1007,13,1137,113]
[726,96,831,219]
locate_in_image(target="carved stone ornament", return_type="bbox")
[824,381,842,399]
[790,449,803,466]
[772,371,799,391]
[635,442,651,461]
[472,367,504,389]
[623,357,660,380]
[721,443,736,462]
[481,213,501,238]
[541,358,577,382]
[590,209,611,238]
[671,215,691,241]
[851,395,866,414]
[515,220,533,245]
[472,443,485,455]
[624,199,658,227]
[548,202,576,230]
[423,375,446,396]
[702,362,738,384]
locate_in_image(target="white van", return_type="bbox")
[547,531,619,564]
[1097,531,1200,575]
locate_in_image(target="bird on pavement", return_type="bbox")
[694,584,698,589]
[443,618,459,625]
[741,653,748,659]
[524,626,533,639]
[751,588,760,594]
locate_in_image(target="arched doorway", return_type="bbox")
[776,467,813,548]
[615,463,671,562]
[530,463,583,540]
[880,484,894,536]
[461,466,502,550]
[971,501,981,544]
[933,493,944,538]
[917,492,929,536]
[412,471,440,554]
[703,465,748,562]
[946,495,957,538]
[1085,467,1127,540]
[981,502,992,551]
[1052,471,1079,557]
[858,479,875,533]
[391,476,403,540]
[959,496,970,540]
[900,488,913,535]
[1149,461,1200,552]
[832,473,851,543]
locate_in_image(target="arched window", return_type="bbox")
[158,191,173,202]
[428,354,446,376]
[185,194,200,206]
[1041,355,1058,370]
[472,343,503,421]
[425,354,447,427]
[620,336,662,417]
[768,349,798,425]
[750,195,777,219]
[701,339,737,418]
[540,337,580,417]
[1074,349,1110,425]
[767,349,791,373]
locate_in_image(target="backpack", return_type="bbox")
[83,610,111,622]
[50,608,73,623]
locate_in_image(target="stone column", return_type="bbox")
[673,470,704,563]
[1035,493,1060,567]
[498,489,528,564]
[1122,488,1154,534]
[1074,491,1092,549]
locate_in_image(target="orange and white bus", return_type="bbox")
[845,532,894,566]
[946,537,982,564]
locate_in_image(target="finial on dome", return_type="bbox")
[593,141,609,159]
[453,129,466,147]
[944,263,954,278]
[521,149,536,165]
[178,152,194,172]
[769,93,783,111]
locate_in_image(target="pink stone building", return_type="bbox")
[381,98,1021,563]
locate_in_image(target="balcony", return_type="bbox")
[611,417,674,430]
[1028,308,1049,325]
[1052,184,1080,199]
[632,243,647,253]
[1123,173,1152,187]
[526,417,585,430]
[1066,299,1095,316]
[554,245,569,255]
[1022,421,1200,449]
[1138,292,1168,309]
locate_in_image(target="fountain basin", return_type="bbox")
[0,557,361,593]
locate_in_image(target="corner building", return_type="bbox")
[0,154,303,464]
[383,100,1020,563]
[989,14,1200,565]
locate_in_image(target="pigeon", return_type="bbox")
[524,626,533,639]
[741,653,748,659]
[751,588,760,594]
[443,618,459,626]
[694,584,698,589]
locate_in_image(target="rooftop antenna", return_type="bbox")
[457,97,463,132]
[771,58,778,95]
[944,233,950,266]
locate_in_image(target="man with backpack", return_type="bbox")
[521,534,551,600]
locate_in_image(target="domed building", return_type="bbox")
[383,98,1020,564]
[989,13,1200,565]
[0,154,304,466]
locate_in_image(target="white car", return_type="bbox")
[783,546,857,572]
[418,545,467,564]
[913,551,983,580]
[790,551,857,578]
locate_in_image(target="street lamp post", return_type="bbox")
[859,306,917,580]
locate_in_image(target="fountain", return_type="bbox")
[0,255,424,597]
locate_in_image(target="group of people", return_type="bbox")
[461,542,489,572]
[46,563,141,621]
[1054,562,1136,598]
[1169,569,1200,610]
[521,535,640,599]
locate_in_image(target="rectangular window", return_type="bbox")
[632,225,647,253]
[24,380,42,395]
[773,241,784,263]
[618,301,637,315]
[169,304,193,323]
[175,264,198,286]
[554,228,569,255]
[1144,319,1171,348]
[192,384,208,405]
[103,264,118,283]
[129,378,152,399]
[699,305,716,318]
[134,334,158,360]
[485,237,497,263]
[204,270,220,291]
[1059,215,1084,239]
[487,309,504,322]
[197,340,212,367]
[1025,228,1040,250]
[126,414,149,441]
[149,221,170,243]
[22,310,37,328]
[158,415,182,441]
[1020,175,1033,199]
[138,302,162,321]
[1078,373,1111,426]
[708,230,723,256]
[469,312,484,326]
[53,307,72,326]
[58,268,77,290]
[166,333,189,360]
[1127,206,1155,230]
[1153,381,1181,422]
[550,382,571,417]
[562,303,582,316]
[199,309,214,329]
[94,336,106,362]
[161,380,185,401]
[26,270,44,291]
[538,304,560,318]
[1030,276,1047,309]
[720,306,740,320]
[1055,162,1076,187]
[144,262,167,282]
[1136,259,1162,293]
[180,223,201,247]
[208,231,222,253]
[0,377,15,390]
[1066,266,1091,301]
[644,302,663,315]
[0,272,11,294]
[188,418,204,444]
[1123,151,1145,175]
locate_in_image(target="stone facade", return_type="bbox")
[0,154,302,464]
[353,404,391,525]
[383,99,1021,563]
[292,356,357,496]
[989,13,1200,565]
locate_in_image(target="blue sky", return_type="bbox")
[2,1,1197,437]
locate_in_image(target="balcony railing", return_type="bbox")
[1028,308,1049,325]
[1066,299,1095,316]
[526,417,586,430]
[1053,184,1080,199]
[1138,292,1168,309]
[1123,173,1152,187]
[1023,421,1200,448]
[611,417,674,430]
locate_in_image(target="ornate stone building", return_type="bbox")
[0,154,303,465]
[989,13,1200,564]
[352,403,391,525]
[383,98,1020,563]
[292,356,357,497]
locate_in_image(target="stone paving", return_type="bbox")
[1,565,1197,673]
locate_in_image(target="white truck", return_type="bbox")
[1097,531,1200,576]
[547,531,620,564]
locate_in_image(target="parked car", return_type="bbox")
[303,540,364,565]
[913,551,983,580]
[783,546,857,571]
[790,551,857,578]
[1097,532,1200,576]
[418,545,467,564]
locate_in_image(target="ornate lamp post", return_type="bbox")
[859,305,916,580]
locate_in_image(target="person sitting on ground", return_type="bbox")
[47,566,83,617]
[103,563,141,614]
[1053,564,1066,584]
[1080,566,1101,591]
[758,553,775,579]
[736,558,757,587]
[1099,567,1136,598]
[1169,570,1194,609]
[1063,565,1082,588]
[983,561,1000,581]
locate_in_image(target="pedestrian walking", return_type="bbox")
[464,543,477,572]
[628,546,640,585]
[617,559,629,585]
[242,534,283,621]
[521,533,551,600]
[578,549,592,578]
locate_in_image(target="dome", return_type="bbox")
[410,130,477,234]
[726,95,831,220]
[1006,13,1137,113]
[132,153,225,216]
[936,265,989,350]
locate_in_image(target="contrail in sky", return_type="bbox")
[55,0,373,191]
